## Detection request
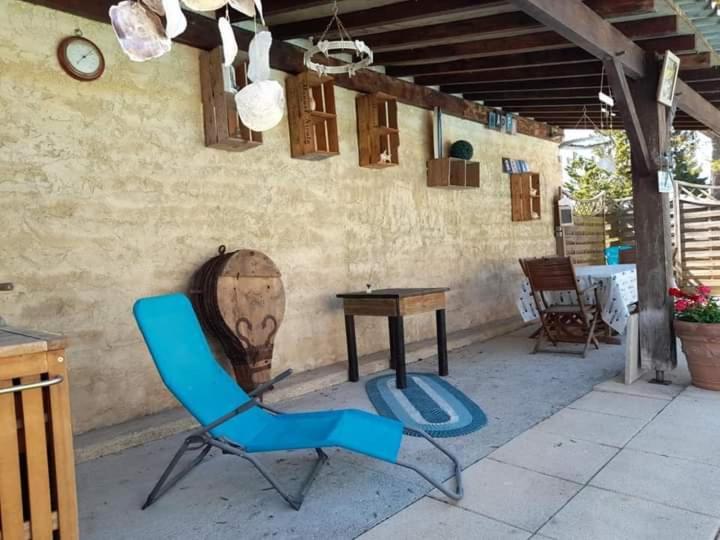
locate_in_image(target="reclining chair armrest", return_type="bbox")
[248,368,294,398]
[194,399,260,437]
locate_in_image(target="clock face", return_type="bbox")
[58,37,105,81]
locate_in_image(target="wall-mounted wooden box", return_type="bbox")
[427,158,480,189]
[199,47,262,152]
[356,92,399,168]
[511,172,541,221]
[286,71,339,160]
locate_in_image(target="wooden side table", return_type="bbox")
[337,288,449,389]
[0,327,78,540]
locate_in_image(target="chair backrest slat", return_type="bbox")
[524,256,579,293]
[133,293,270,445]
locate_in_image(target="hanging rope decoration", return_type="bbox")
[303,2,373,77]
[559,68,614,151]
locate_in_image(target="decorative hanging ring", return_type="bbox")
[304,39,373,77]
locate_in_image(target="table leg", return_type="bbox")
[388,317,397,370]
[345,315,359,382]
[391,316,407,389]
[436,309,448,377]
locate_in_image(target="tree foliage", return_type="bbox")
[565,130,706,199]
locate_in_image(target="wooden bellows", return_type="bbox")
[190,247,286,392]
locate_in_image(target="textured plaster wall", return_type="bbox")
[0,1,562,433]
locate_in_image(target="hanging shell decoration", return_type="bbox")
[109,1,171,62]
[109,0,264,67]
[234,30,285,132]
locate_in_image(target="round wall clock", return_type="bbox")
[57,35,105,82]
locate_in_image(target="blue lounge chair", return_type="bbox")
[133,293,463,510]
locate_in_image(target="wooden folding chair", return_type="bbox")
[524,257,601,357]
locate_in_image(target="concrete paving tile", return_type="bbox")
[593,376,682,400]
[591,448,720,518]
[681,385,720,402]
[568,391,668,421]
[627,416,720,468]
[490,428,618,484]
[357,497,531,540]
[656,395,720,429]
[539,486,720,540]
[532,407,647,448]
[431,459,581,532]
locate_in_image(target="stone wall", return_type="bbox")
[0,0,562,433]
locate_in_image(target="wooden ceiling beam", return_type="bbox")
[365,11,675,54]
[387,49,596,78]
[386,18,683,77]
[271,0,501,40]
[415,37,694,86]
[509,0,720,133]
[377,25,691,68]
[509,0,648,78]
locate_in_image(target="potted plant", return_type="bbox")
[670,285,720,390]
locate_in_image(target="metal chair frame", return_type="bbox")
[141,370,463,512]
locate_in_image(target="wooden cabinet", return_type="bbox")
[356,92,399,168]
[510,172,541,221]
[199,48,262,152]
[427,158,480,189]
[286,71,339,160]
[0,327,78,540]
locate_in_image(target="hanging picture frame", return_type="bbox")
[657,50,680,107]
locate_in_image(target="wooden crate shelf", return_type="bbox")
[427,158,480,189]
[356,92,400,168]
[510,172,542,221]
[199,48,262,152]
[286,71,339,160]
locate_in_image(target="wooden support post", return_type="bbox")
[625,60,677,374]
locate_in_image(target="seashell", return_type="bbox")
[247,30,272,82]
[228,0,264,24]
[140,0,165,15]
[181,0,227,11]
[218,17,238,67]
[109,1,171,62]
[163,0,187,38]
[234,80,285,132]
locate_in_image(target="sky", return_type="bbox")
[560,129,713,184]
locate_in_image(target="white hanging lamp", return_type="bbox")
[560,68,615,151]
[303,1,373,77]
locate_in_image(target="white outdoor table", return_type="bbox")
[516,264,638,334]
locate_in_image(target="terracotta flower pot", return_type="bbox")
[675,320,720,391]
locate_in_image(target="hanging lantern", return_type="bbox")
[558,195,575,227]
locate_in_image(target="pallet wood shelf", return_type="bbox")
[510,172,542,221]
[199,48,262,152]
[356,92,400,168]
[427,157,480,189]
[286,71,339,160]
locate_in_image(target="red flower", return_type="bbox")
[669,288,685,298]
[698,285,712,296]
[675,299,690,312]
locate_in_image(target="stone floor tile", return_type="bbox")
[532,407,647,448]
[568,390,668,421]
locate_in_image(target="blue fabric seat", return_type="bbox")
[133,293,461,510]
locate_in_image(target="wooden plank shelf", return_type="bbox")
[510,172,541,221]
[286,71,339,160]
[356,92,400,169]
[427,157,480,189]
[199,48,262,153]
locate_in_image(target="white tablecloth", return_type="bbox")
[516,264,638,333]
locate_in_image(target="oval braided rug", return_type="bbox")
[365,372,487,438]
